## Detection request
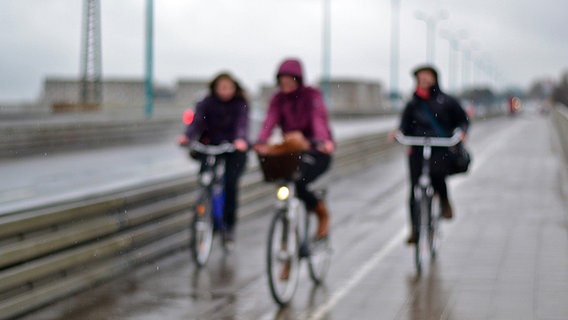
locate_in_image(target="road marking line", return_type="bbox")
[305,229,406,320]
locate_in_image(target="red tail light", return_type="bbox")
[182,109,194,125]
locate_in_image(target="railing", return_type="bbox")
[0,116,180,158]
[551,105,568,163]
[0,131,392,319]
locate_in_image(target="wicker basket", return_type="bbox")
[257,153,303,181]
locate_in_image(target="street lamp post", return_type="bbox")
[322,0,331,106]
[390,0,401,99]
[415,10,448,64]
[440,29,467,93]
[145,0,154,118]
[461,43,477,91]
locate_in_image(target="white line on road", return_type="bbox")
[303,229,407,320]
[303,122,523,320]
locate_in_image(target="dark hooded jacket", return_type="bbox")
[185,94,249,145]
[399,82,469,138]
[257,59,334,149]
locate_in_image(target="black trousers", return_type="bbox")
[199,151,247,231]
[407,146,450,227]
[296,152,332,210]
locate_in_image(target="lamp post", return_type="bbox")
[440,29,467,93]
[415,10,448,64]
[389,0,401,100]
[144,0,154,118]
[321,0,331,106]
[461,43,478,91]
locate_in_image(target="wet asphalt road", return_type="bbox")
[20,112,568,319]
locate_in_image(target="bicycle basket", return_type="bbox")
[257,153,302,182]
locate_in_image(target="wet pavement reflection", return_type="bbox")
[20,114,568,320]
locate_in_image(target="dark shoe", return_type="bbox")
[406,226,417,245]
[406,232,417,245]
[441,199,453,219]
[313,201,330,238]
[223,230,235,252]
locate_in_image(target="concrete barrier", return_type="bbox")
[0,130,392,319]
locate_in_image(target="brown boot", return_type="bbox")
[280,260,291,281]
[313,201,330,239]
[441,199,453,219]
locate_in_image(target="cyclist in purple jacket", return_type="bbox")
[183,72,249,245]
[255,58,334,240]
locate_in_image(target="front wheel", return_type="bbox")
[429,194,441,259]
[415,188,430,275]
[307,213,332,284]
[266,210,300,306]
[190,192,214,268]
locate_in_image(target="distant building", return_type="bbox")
[174,79,209,109]
[40,77,391,116]
[41,77,208,113]
[258,79,389,116]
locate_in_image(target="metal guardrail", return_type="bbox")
[551,105,568,163]
[0,117,181,158]
[0,131,393,319]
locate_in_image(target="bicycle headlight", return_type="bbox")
[276,186,290,201]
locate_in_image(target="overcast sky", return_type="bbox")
[1,0,567,102]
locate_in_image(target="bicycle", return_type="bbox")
[188,141,235,267]
[395,130,462,274]
[257,153,333,306]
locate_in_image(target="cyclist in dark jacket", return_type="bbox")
[183,72,249,245]
[394,65,469,244]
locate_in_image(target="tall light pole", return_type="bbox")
[461,43,477,91]
[322,0,331,106]
[80,0,102,105]
[440,29,467,93]
[415,10,448,64]
[390,0,401,99]
[145,0,154,118]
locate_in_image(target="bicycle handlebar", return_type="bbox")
[395,129,463,147]
[189,141,235,155]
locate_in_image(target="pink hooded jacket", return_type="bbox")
[257,59,334,150]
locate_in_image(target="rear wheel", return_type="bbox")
[266,210,300,306]
[190,192,214,267]
[307,213,332,284]
[415,188,430,275]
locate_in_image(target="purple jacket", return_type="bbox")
[185,95,249,145]
[257,86,334,148]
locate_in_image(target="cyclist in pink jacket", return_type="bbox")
[255,58,334,239]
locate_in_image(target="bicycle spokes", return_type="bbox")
[267,212,300,306]
[191,196,214,267]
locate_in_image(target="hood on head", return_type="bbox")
[276,58,304,85]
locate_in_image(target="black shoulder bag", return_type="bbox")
[420,102,472,175]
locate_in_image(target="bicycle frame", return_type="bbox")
[188,142,235,267]
[273,181,310,258]
[199,154,226,230]
[261,153,332,305]
[395,130,462,274]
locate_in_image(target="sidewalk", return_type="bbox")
[0,116,398,215]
